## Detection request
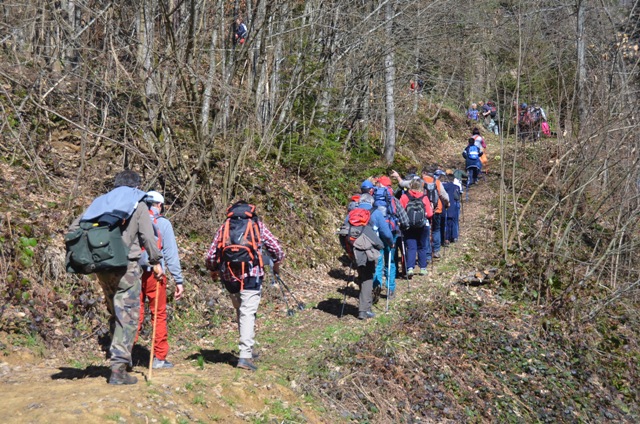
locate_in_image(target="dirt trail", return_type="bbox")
[0,160,500,424]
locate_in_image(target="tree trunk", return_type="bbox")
[383,0,396,165]
[576,0,587,134]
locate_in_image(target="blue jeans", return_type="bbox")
[374,235,397,292]
[431,213,442,253]
[488,119,499,135]
[404,226,431,270]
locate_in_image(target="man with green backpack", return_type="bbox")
[66,170,163,385]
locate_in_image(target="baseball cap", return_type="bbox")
[146,190,165,204]
[361,180,375,191]
[378,176,392,187]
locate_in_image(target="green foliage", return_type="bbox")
[276,128,386,205]
[192,394,206,405]
[196,355,205,370]
[17,237,37,269]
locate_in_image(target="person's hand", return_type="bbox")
[153,263,164,277]
[210,271,220,281]
[174,284,184,301]
[272,262,281,274]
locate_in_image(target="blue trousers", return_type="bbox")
[374,234,397,292]
[431,213,442,253]
[404,226,431,270]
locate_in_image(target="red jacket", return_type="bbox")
[400,189,434,220]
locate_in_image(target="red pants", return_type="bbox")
[137,271,169,360]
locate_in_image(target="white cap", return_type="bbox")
[146,191,164,204]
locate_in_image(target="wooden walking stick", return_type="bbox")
[148,277,160,380]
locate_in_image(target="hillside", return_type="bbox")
[2,117,639,423]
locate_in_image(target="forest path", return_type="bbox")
[0,150,500,424]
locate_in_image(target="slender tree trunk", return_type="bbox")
[383,0,396,165]
[576,0,587,134]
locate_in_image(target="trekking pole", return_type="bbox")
[149,277,160,380]
[385,249,392,313]
[272,270,294,316]
[274,273,305,310]
[401,238,410,292]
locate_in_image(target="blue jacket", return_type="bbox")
[140,207,184,284]
[344,203,393,248]
[462,145,483,170]
[82,186,147,224]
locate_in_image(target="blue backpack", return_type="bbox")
[373,186,399,233]
[468,145,480,160]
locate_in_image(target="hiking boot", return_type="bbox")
[433,251,441,259]
[358,311,376,320]
[387,290,395,300]
[420,269,428,276]
[108,364,137,385]
[237,358,258,372]
[152,357,174,369]
[407,268,414,277]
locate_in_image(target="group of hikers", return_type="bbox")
[515,101,550,142]
[65,122,493,383]
[467,100,552,142]
[338,165,473,320]
[66,170,284,383]
[467,100,499,135]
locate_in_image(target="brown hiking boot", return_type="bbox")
[108,364,138,385]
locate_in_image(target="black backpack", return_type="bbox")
[405,192,427,229]
[216,202,263,291]
[65,216,129,274]
[425,178,439,211]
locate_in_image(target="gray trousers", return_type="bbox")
[229,289,261,359]
[357,261,376,313]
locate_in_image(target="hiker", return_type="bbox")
[433,170,448,246]
[417,79,425,94]
[462,138,483,186]
[451,169,466,193]
[482,100,499,135]
[205,201,284,371]
[390,167,419,198]
[442,175,461,243]
[372,176,409,300]
[421,168,450,259]
[341,193,393,320]
[68,170,163,385]
[390,168,449,259]
[467,103,479,121]
[529,102,548,140]
[235,17,248,44]
[516,103,532,141]
[471,127,489,173]
[399,178,433,276]
[136,191,184,370]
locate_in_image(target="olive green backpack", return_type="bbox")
[65,220,129,274]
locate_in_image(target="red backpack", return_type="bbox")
[216,202,263,287]
[340,208,372,260]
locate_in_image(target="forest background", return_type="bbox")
[0,0,639,422]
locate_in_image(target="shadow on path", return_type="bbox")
[51,365,110,381]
